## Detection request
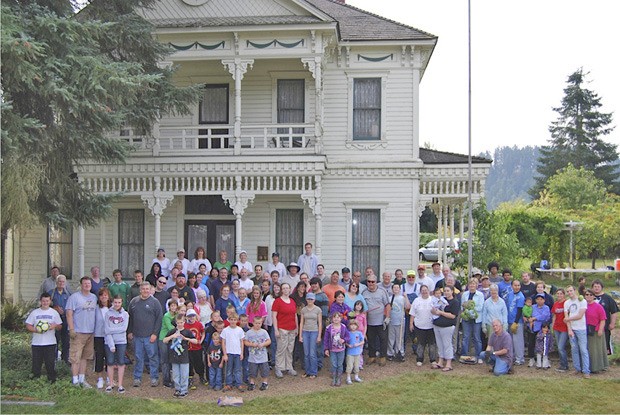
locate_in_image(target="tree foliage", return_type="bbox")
[1,0,200,233]
[530,68,618,198]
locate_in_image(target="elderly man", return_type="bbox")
[238,267,254,291]
[429,262,444,288]
[339,267,353,291]
[66,277,98,387]
[352,270,367,294]
[128,282,163,387]
[39,266,64,297]
[89,266,110,295]
[235,250,253,278]
[480,319,513,376]
[297,242,319,278]
[380,271,393,292]
[49,274,71,364]
[281,262,301,288]
[362,275,391,366]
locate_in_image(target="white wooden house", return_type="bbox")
[4,0,491,300]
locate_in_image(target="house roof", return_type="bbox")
[150,15,323,28]
[419,148,492,165]
[303,0,436,42]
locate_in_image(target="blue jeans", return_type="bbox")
[569,329,590,375]
[171,363,189,393]
[133,337,159,381]
[209,365,223,389]
[158,340,171,384]
[225,354,242,387]
[302,330,319,376]
[242,353,249,384]
[268,326,277,366]
[554,330,569,370]
[479,351,510,376]
[462,321,482,358]
[329,350,345,375]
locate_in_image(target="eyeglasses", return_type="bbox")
[158,280,166,284]
[584,293,594,297]
[367,281,377,284]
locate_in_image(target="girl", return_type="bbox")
[94,288,111,389]
[329,291,351,321]
[261,280,271,301]
[146,262,164,287]
[104,295,129,393]
[265,283,281,367]
[299,292,322,378]
[246,286,267,325]
[535,323,554,369]
[159,299,178,388]
[353,300,367,369]
[236,288,250,316]
[323,312,350,387]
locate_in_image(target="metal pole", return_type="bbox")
[467,0,474,279]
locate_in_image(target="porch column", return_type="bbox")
[141,179,174,254]
[302,175,323,260]
[442,205,449,265]
[222,183,256,256]
[100,219,106,277]
[78,225,85,278]
[222,59,254,155]
[302,57,323,153]
[411,46,421,160]
[459,203,465,242]
[449,205,455,245]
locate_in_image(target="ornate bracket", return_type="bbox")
[221,192,255,217]
[344,140,387,150]
[301,192,322,216]
[141,194,174,216]
[301,57,321,79]
[221,59,254,81]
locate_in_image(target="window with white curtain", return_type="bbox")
[48,226,73,278]
[353,78,381,140]
[352,210,380,275]
[275,209,304,267]
[118,209,144,279]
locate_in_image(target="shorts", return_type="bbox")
[249,361,270,379]
[69,333,94,364]
[105,343,127,366]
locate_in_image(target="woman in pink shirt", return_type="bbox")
[584,289,608,373]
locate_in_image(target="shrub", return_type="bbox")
[1,298,36,331]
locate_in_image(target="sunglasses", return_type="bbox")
[367,281,377,284]
[158,280,166,284]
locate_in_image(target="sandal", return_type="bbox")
[431,363,443,369]
[442,367,453,372]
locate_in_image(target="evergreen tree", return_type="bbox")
[1,0,200,233]
[530,68,618,198]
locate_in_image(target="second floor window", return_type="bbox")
[48,226,73,278]
[199,84,229,148]
[353,78,381,140]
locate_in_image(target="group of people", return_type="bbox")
[28,249,618,397]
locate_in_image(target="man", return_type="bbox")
[128,281,163,387]
[129,270,145,303]
[591,279,619,355]
[238,267,254,291]
[213,250,233,272]
[362,275,391,366]
[39,266,64,297]
[297,242,319,278]
[210,268,231,304]
[364,266,375,284]
[429,262,444,288]
[107,269,131,308]
[235,250,253,278]
[169,273,196,303]
[270,270,281,287]
[281,262,301,288]
[252,264,264,285]
[322,271,342,307]
[89,266,110,295]
[487,262,501,284]
[414,265,435,293]
[169,248,191,276]
[519,272,537,300]
[49,274,71,364]
[166,267,179,290]
[315,264,327,284]
[153,276,172,312]
[352,270,367,294]
[497,268,513,300]
[435,267,462,292]
[265,252,287,282]
[65,276,98,387]
[481,319,513,376]
[564,285,590,378]
[443,275,462,300]
[506,280,525,365]
[461,278,484,362]
[380,271,393,292]
[339,267,353,291]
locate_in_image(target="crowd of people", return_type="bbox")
[27,246,618,397]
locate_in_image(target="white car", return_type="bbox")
[418,239,461,262]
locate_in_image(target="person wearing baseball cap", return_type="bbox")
[339,267,352,291]
[170,248,190,277]
[265,252,286,282]
[414,265,435,294]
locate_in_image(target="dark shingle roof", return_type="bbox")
[150,15,323,28]
[420,148,492,165]
[303,0,436,41]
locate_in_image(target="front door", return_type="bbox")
[185,220,236,266]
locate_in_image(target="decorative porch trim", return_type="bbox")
[357,54,393,62]
[246,39,304,49]
[168,41,225,51]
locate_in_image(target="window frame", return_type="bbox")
[274,208,305,267]
[345,203,386,274]
[117,209,145,280]
[346,71,389,149]
[47,225,74,279]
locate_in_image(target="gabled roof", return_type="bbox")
[420,148,492,165]
[303,0,436,42]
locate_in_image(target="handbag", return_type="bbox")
[586,325,596,336]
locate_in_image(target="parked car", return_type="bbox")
[418,239,461,262]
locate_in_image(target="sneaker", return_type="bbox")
[289,369,298,376]
[97,378,105,389]
[237,385,246,392]
[200,378,209,386]
[163,381,174,388]
[214,385,222,391]
[81,381,93,389]
[387,355,394,362]
[133,379,142,387]
[528,358,535,367]
[248,383,256,391]
[118,386,125,394]
[259,382,268,391]
[416,361,423,367]
[555,367,568,373]
[275,369,284,378]
[477,359,484,364]
[178,392,188,398]
[346,377,353,385]
[105,385,113,393]
[514,360,524,366]
[223,385,233,391]
[173,390,180,397]
[189,379,196,390]
[354,376,363,383]
[150,379,159,387]
[398,354,405,363]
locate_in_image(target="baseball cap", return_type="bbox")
[471,267,482,276]
[432,262,441,267]
[417,264,426,271]
[239,250,247,255]
[177,248,185,253]
[534,293,546,300]
[272,252,280,258]
[407,269,416,276]
[186,309,197,317]
[306,292,316,301]
[342,267,351,274]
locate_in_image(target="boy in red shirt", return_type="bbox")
[184,309,206,387]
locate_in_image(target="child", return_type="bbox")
[163,314,198,398]
[387,284,410,362]
[239,314,251,385]
[159,299,178,388]
[104,295,129,393]
[323,312,350,387]
[184,309,206,388]
[221,312,246,391]
[352,300,367,370]
[522,296,533,331]
[207,332,224,391]
[345,320,364,385]
[244,315,271,391]
[431,286,448,320]
[223,304,237,327]
[535,323,554,369]
[204,310,222,347]
[25,293,62,383]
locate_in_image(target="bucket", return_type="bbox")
[615,258,620,271]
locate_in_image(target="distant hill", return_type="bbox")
[481,146,540,210]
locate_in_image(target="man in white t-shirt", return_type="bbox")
[564,285,590,377]
[26,293,62,383]
[235,250,254,278]
[414,265,435,293]
[265,252,287,281]
[238,268,254,291]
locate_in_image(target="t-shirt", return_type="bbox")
[595,293,619,331]
[300,305,322,332]
[208,343,223,367]
[323,284,343,307]
[328,324,346,353]
[488,330,513,368]
[272,297,297,331]
[551,300,567,332]
[389,294,407,325]
[65,291,98,333]
[410,296,434,330]
[245,328,270,364]
[565,297,587,331]
[221,325,245,355]
[506,290,525,325]
[184,320,205,351]
[363,288,390,326]
[166,328,194,364]
[433,297,459,328]
[26,307,62,346]
[347,330,364,356]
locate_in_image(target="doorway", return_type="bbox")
[185,220,235,266]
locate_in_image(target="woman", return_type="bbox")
[329,290,351,321]
[345,283,367,312]
[261,280,271,301]
[94,287,111,389]
[290,281,308,366]
[230,279,241,307]
[196,289,213,326]
[272,283,298,378]
[187,273,208,303]
[534,281,555,310]
[235,288,250,316]
[460,278,484,360]
[191,246,212,275]
[146,262,164,287]
[246,286,267,325]
[584,289,608,373]
[153,248,171,279]
[168,287,181,310]
[432,286,459,371]
[299,272,311,292]
[265,283,281,367]
[481,284,508,336]
[551,288,569,371]
[299,292,322,378]
[409,285,437,367]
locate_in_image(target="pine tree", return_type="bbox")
[1,0,200,233]
[530,68,618,198]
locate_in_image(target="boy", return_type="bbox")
[220,312,245,391]
[25,293,62,383]
[345,320,364,385]
[223,305,237,327]
[239,314,251,385]
[164,314,198,398]
[207,332,224,391]
[244,315,271,391]
[184,309,206,388]
[523,296,534,331]
[107,269,130,308]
